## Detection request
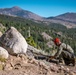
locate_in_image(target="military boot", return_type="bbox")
[71,56,75,66]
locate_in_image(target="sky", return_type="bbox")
[0,0,76,17]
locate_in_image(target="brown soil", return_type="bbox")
[0,54,76,75]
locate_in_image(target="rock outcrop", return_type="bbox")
[0,47,9,59]
[27,45,51,57]
[0,27,28,55]
[0,26,75,75]
[41,32,53,41]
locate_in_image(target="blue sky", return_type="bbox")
[0,0,76,17]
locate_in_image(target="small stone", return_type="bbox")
[69,72,76,75]
[23,73,28,75]
[0,47,9,59]
[50,64,59,72]
[60,65,64,69]
[66,68,70,72]
[4,63,13,71]
[59,65,64,71]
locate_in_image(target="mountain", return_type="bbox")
[47,13,76,28]
[0,6,43,21]
[0,6,76,28]
[56,12,76,22]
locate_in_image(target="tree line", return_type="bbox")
[0,14,76,55]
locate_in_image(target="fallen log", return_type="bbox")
[27,45,59,64]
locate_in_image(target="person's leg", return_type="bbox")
[70,54,75,66]
[62,51,75,66]
[58,54,64,63]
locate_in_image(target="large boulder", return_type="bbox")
[0,47,9,59]
[0,27,28,55]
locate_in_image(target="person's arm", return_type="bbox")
[54,46,63,58]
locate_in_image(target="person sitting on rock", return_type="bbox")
[53,38,75,66]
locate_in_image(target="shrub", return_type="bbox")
[26,36,37,48]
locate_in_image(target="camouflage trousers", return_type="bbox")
[58,50,75,66]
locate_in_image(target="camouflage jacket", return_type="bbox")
[55,43,74,58]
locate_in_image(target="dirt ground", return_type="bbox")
[0,55,76,75]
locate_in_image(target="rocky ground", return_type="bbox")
[0,26,76,75]
[0,54,76,75]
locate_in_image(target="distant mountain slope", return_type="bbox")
[0,6,44,21]
[0,6,76,28]
[56,12,76,22]
[47,13,76,28]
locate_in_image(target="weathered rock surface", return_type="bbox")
[0,27,28,55]
[0,47,9,59]
[41,32,53,41]
[27,45,51,57]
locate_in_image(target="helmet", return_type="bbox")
[54,38,61,44]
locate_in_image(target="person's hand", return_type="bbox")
[49,56,56,59]
[46,56,55,61]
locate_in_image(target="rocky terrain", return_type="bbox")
[0,27,75,75]
[0,54,76,75]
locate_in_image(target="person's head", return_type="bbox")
[53,38,61,46]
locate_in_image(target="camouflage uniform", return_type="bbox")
[55,43,75,66]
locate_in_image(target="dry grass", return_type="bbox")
[0,57,6,62]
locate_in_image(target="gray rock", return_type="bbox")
[27,45,50,57]
[0,47,9,59]
[41,32,53,41]
[0,27,28,55]
[4,63,13,71]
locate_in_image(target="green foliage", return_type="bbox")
[0,14,76,55]
[26,36,37,48]
[0,57,6,62]
[0,26,6,33]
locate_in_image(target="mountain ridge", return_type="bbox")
[0,6,76,28]
[0,6,44,21]
[47,12,76,28]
